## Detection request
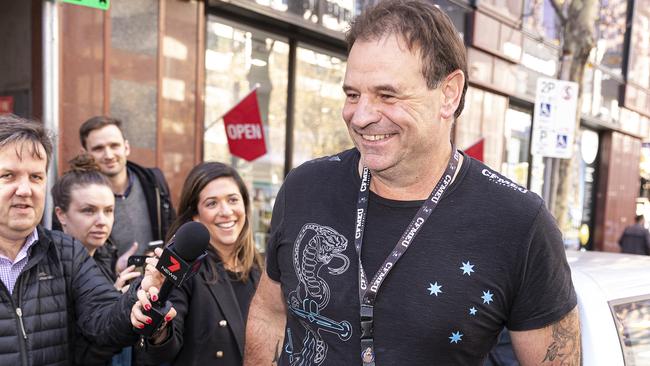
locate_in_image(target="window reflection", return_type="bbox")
[628,0,650,88]
[432,0,469,39]
[502,107,532,187]
[292,46,352,167]
[455,87,507,173]
[246,0,354,32]
[455,87,484,154]
[595,0,627,74]
[478,0,522,21]
[522,0,561,45]
[204,17,289,252]
[521,37,558,77]
[591,68,622,123]
[610,296,650,365]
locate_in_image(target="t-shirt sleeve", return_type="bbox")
[265,182,287,282]
[506,204,577,331]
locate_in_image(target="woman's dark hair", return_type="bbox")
[167,162,263,282]
[51,154,111,212]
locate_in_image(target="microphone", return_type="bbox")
[136,221,210,337]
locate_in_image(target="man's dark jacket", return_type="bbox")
[0,227,139,365]
[619,223,650,255]
[127,161,175,242]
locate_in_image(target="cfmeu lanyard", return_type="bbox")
[355,147,460,366]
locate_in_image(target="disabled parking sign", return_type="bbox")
[531,77,579,159]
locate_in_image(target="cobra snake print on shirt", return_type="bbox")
[285,223,352,366]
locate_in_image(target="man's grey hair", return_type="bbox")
[0,114,53,169]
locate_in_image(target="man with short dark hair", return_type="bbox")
[244,1,580,365]
[0,114,142,365]
[618,215,650,255]
[80,116,175,257]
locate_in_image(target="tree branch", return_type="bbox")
[548,0,568,27]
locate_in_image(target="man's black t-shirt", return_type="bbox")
[266,149,576,365]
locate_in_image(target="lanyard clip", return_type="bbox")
[360,304,374,340]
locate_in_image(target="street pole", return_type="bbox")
[43,0,59,229]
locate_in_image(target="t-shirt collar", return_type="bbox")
[114,167,135,200]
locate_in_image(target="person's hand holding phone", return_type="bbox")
[115,242,139,274]
[114,265,141,293]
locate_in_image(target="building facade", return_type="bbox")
[1,0,649,253]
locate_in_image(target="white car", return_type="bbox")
[567,250,650,365]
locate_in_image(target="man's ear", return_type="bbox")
[124,139,131,158]
[439,69,465,120]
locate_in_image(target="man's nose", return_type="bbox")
[349,96,381,128]
[15,177,32,197]
[103,147,115,159]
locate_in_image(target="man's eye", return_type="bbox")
[346,93,359,101]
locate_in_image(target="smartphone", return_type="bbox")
[127,255,148,268]
[148,240,164,250]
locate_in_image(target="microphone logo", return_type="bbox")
[168,256,181,272]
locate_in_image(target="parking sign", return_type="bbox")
[531,77,579,159]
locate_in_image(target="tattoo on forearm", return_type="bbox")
[542,309,580,365]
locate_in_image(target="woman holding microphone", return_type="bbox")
[133,162,264,366]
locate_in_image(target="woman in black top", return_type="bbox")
[137,162,264,366]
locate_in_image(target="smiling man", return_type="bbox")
[244,1,580,365]
[0,114,143,365]
[79,116,175,257]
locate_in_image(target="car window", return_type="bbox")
[609,295,650,365]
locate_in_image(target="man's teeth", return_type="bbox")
[216,222,236,229]
[361,134,392,141]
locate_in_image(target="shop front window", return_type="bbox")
[204,17,289,252]
[564,128,600,250]
[627,0,650,89]
[433,0,469,39]
[247,0,355,32]
[477,0,523,22]
[292,45,352,167]
[595,0,627,74]
[591,67,622,123]
[522,0,561,45]
[502,107,532,187]
[455,87,507,173]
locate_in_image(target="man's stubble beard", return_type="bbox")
[101,165,124,178]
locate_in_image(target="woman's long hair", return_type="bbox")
[166,162,263,282]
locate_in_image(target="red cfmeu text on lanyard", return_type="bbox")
[355,146,460,366]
